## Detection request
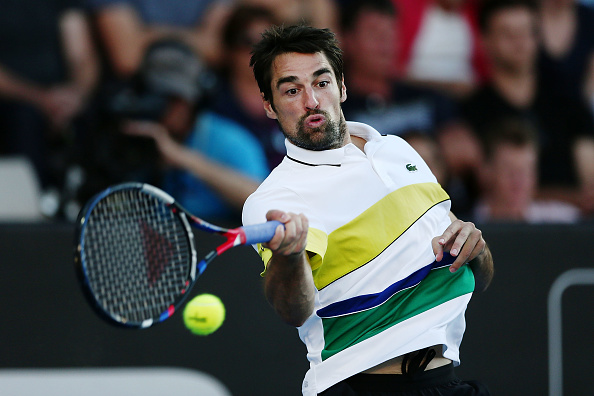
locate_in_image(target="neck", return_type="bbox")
[491,68,536,108]
[541,0,573,16]
[349,134,367,152]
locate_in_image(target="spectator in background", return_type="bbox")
[339,0,482,215]
[0,0,99,191]
[244,0,339,31]
[394,0,489,98]
[403,131,450,187]
[210,4,286,169]
[80,0,232,206]
[87,0,231,78]
[538,0,594,114]
[121,40,269,223]
[462,0,594,217]
[473,117,581,223]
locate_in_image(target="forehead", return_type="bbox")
[271,52,334,83]
[489,7,534,32]
[493,143,536,162]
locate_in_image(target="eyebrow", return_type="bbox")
[275,67,333,90]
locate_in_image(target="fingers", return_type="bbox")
[264,210,309,256]
[432,236,444,262]
[436,220,485,273]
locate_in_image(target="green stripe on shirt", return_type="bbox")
[320,265,475,361]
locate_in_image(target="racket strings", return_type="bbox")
[82,189,192,324]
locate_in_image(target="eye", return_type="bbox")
[318,81,330,88]
[286,88,298,96]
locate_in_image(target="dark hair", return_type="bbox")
[222,5,277,50]
[482,117,539,161]
[250,24,344,105]
[339,0,397,32]
[478,0,537,33]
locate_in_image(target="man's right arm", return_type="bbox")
[262,210,316,327]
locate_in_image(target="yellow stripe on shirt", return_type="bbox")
[312,183,450,290]
[258,227,328,276]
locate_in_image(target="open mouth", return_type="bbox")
[304,114,327,129]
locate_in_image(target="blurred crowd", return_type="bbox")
[1,0,593,225]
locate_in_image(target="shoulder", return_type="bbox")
[242,182,303,226]
[242,158,316,223]
[377,133,419,154]
[189,112,269,178]
[460,84,503,119]
[465,83,498,103]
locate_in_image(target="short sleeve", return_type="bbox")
[255,226,328,276]
[243,185,328,276]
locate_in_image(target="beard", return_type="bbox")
[283,109,348,151]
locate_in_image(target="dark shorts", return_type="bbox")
[318,364,491,396]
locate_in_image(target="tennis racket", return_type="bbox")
[74,182,280,328]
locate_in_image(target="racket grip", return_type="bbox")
[242,220,283,245]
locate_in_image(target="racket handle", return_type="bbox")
[242,220,283,245]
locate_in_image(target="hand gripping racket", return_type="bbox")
[74,182,280,328]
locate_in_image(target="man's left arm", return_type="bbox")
[432,212,494,292]
[468,242,494,292]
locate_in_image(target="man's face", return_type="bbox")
[230,18,273,79]
[343,10,397,79]
[263,52,348,151]
[489,143,537,208]
[483,7,537,74]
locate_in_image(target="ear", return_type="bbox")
[340,77,347,103]
[262,93,278,120]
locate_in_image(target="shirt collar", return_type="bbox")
[284,121,382,166]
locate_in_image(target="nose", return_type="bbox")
[304,87,319,110]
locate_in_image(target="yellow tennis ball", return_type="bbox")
[183,294,226,336]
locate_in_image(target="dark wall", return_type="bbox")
[1,223,592,395]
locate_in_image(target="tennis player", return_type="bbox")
[242,25,494,396]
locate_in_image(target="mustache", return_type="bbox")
[299,109,329,121]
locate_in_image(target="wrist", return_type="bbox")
[274,249,306,261]
[469,245,494,292]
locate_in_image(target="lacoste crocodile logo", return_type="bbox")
[406,163,418,172]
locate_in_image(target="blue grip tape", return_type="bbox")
[242,221,283,245]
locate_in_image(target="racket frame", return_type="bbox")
[75,182,279,329]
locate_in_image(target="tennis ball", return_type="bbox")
[183,293,226,336]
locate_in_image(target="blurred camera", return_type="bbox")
[107,88,169,121]
[106,39,211,121]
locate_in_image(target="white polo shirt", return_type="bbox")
[242,122,474,395]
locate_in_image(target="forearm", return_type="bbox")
[175,146,260,210]
[0,65,44,104]
[469,243,494,292]
[95,6,161,77]
[264,251,316,327]
[143,24,223,67]
[442,211,493,288]
[61,10,99,98]
[143,2,230,67]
